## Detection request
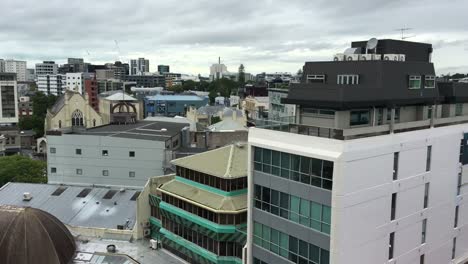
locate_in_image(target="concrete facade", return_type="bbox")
[3,60,27,82]
[47,134,167,188]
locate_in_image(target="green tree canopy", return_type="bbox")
[0,155,47,187]
[182,80,197,91]
[18,92,57,137]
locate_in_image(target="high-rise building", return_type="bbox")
[37,74,65,95]
[58,58,88,74]
[130,58,150,75]
[246,39,468,264]
[157,65,170,74]
[0,73,18,124]
[3,60,27,82]
[35,61,58,76]
[210,57,228,81]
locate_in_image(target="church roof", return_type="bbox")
[0,205,76,264]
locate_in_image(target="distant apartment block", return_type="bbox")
[130,58,150,75]
[3,60,27,82]
[35,61,58,75]
[37,74,65,95]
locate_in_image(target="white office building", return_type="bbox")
[3,60,27,82]
[37,74,65,95]
[65,72,84,94]
[247,39,468,264]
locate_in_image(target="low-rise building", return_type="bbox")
[244,96,269,119]
[124,74,166,88]
[145,94,208,117]
[18,96,33,117]
[98,91,144,125]
[138,143,247,263]
[46,120,189,188]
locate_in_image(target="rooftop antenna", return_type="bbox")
[395,28,415,40]
[366,38,378,54]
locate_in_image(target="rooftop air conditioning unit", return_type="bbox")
[383,54,399,61]
[360,54,373,61]
[144,228,151,237]
[333,54,345,61]
[143,221,150,228]
[23,192,33,201]
[398,54,406,61]
[346,54,360,61]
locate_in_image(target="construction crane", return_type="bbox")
[395,28,415,40]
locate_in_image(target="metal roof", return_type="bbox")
[171,144,247,179]
[146,94,206,101]
[0,183,139,230]
[78,121,189,141]
[207,119,247,132]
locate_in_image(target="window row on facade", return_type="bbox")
[162,193,247,225]
[254,184,331,235]
[49,167,136,178]
[253,222,329,264]
[254,147,334,191]
[162,216,242,258]
[49,147,135,157]
[176,166,247,192]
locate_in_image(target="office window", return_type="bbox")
[76,169,82,175]
[307,74,326,83]
[254,185,331,235]
[253,147,334,191]
[129,171,135,178]
[76,148,82,155]
[457,172,462,195]
[253,222,330,264]
[424,183,430,208]
[389,232,395,260]
[51,167,57,173]
[129,151,135,157]
[426,146,432,172]
[387,108,401,122]
[424,76,435,88]
[50,147,56,154]
[102,150,108,156]
[421,219,427,244]
[456,103,463,116]
[337,74,359,85]
[427,106,433,119]
[409,75,421,89]
[454,206,459,228]
[420,254,425,264]
[452,237,457,260]
[391,193,397,221]
[102,170,109,176]
[350,110,370,126]
[393,152,399,180]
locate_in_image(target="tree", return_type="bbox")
[168,84,183,93]
[198,81,210,91]
[238,64,245,87]
[297,68,303,78]
[182,80,197,91]
[0,155,47,187]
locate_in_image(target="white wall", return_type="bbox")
[248,123,468,264]
[47,134,166,188]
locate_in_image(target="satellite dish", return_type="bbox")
[366,38,378,51]
[344,48,361,55]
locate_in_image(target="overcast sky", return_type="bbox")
[1,0,467,76]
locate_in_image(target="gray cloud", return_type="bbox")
[0,0,467,75]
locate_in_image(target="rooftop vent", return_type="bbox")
[51,187,68,196]
[23,192,32,201]
[103,190,117,200]
[77,188,92,198]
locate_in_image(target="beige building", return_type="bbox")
[186,105,247,130]
[243,96,269,119]
[45,90,103,131]
[98,92,143,125]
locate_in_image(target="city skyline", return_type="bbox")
[0,0,467,76]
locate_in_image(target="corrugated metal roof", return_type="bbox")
[171,144,247,179]
[159,179,246,212]
[207,119,247,131]
[0,183,138,230]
